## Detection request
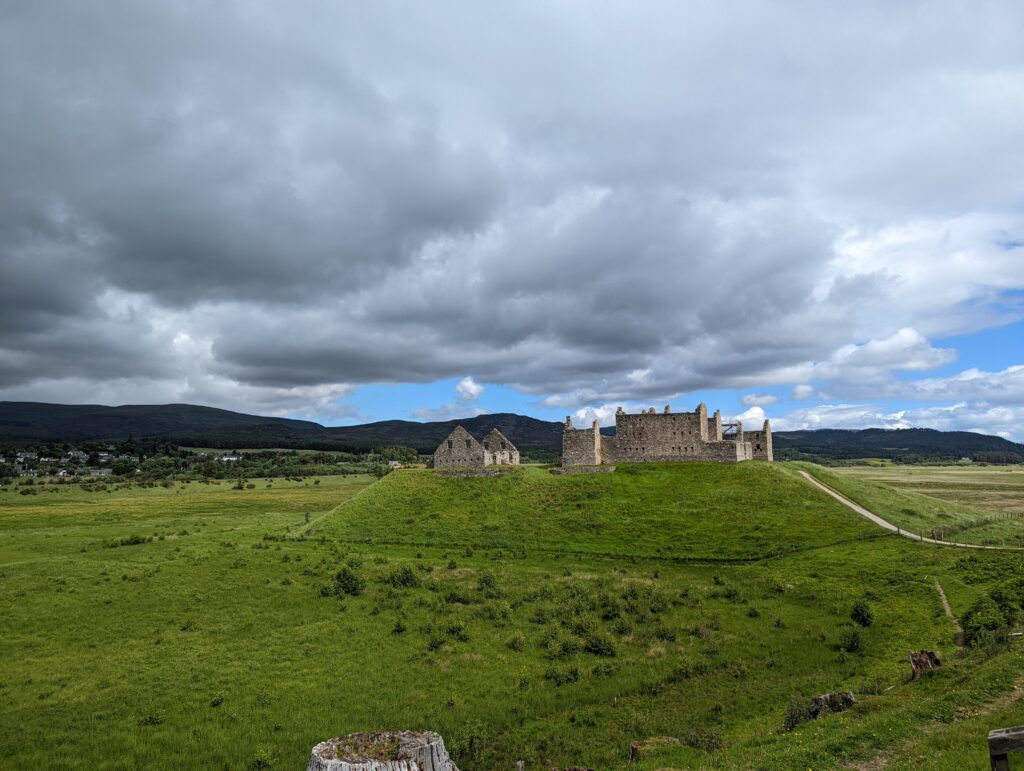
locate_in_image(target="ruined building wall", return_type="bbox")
[561,404,773,466]
[606,407,710,462]
[561,418,602,465]
[744,420,774,461]
[483,429,520,465]
[433,426,487,468]
[706,409,723,442]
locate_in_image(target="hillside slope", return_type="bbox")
[317,461,881,559]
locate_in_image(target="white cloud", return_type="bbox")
[741,393,778,407]
[3,3,1024,425]
[792,385,816,400]
[771,401,1024,442]
[412,376,487,421]
[455,376,484,402]
[411,404,486,422]
[735,406,767,424]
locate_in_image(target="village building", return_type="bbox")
[562,403,772,466]
[430,426,520,468]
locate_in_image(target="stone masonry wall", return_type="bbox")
[433,425,487,468]
[744,421,774,461]
[482,429,520,465]
[608,410,710,461]
[562,418,602,465]
[561,404,773,466]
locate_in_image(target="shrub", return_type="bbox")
[332,566,365,597]
[851,601,874,627]
[583,632,617,657]
[543,665,580,686]
[682,725,724,751]
[446,622,469,642]
[839,628,862,653]
[392,620,406,635]
[783,694,812,732]
[476,572,501,597]
[652,625,677,642]
[963,595,1008,646]
[427,635,445,651]
[506,633,526,652]
[382,565,421,589]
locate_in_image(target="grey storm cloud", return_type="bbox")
[3,1,1024,415]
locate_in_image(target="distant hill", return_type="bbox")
[772,427,1024,462]
[1,402,1021,462]
[0,402,563,456]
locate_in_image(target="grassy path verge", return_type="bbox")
[798,470,1023,551]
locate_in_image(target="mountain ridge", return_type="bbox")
[1,401,1021,461]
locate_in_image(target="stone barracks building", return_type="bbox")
[562,403,773,466]
[430,425,521,468]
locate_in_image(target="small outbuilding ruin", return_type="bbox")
[430,426,520,468]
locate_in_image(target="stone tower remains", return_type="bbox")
[561,403,773,466]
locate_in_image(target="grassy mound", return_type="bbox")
[317,462,881,560]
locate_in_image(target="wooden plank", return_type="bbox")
[989,725,1024,755]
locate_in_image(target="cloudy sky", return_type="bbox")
[3,2,1024,438]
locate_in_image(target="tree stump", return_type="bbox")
[908,649,941,679]
[306,731,460,771]
[808,691,856,719]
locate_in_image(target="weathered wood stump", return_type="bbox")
[306,731,459,771]
[808,691,856,719]
[629,736,681,762]
[908,649,941,679]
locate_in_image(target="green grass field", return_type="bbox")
[3,463,1024,769]
[799,463,1024,547]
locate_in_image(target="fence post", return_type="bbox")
[988,726,1024,770]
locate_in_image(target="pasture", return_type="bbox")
[2,464,1024,769]
[805,463,1024,547]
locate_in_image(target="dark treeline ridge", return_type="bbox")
[1,402,1022,465]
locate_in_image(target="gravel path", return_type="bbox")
[798,470,1023,551]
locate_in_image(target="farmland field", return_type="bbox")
[806,463,1024,547]
[3,464,1024,769]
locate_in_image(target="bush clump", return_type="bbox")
[851,600,874,627]
[543,665,580,686]
[963,594,1009,646]
[782,694,812,732]
[583,632,617,657]
[332,566,365,597]
[839,628,863,653]
[382,565,421,589]
[505,633,525,652]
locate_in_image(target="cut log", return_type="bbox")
[306,731,459,771]
[808,691,856,719]
[908,649,941,679]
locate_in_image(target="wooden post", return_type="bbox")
[988,726,1024,770]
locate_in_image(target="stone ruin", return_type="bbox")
[562,402,773,466]
[429,426,520,469]
[307,731,459,771]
